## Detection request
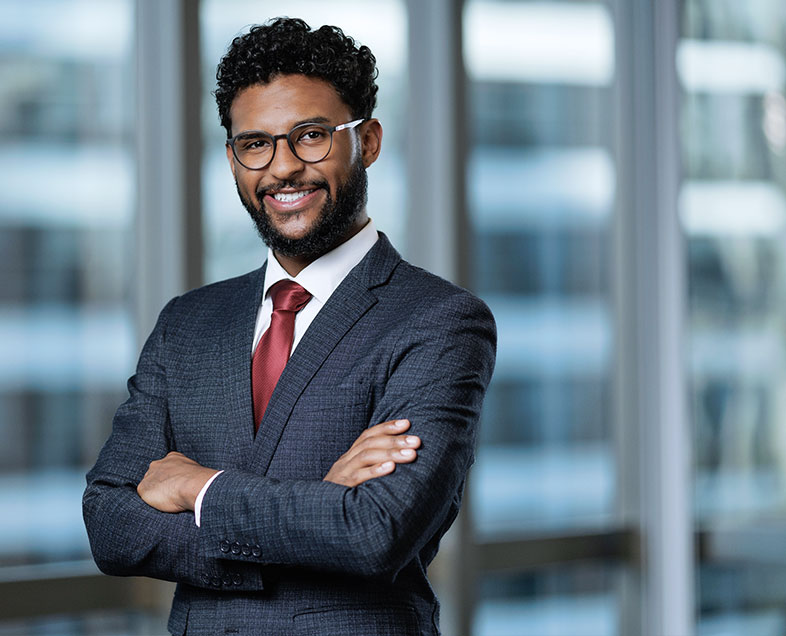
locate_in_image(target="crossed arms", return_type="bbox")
[136,418,422,513]
[83,290,496,588]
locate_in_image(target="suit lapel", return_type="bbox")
[219,264,266,468]
[250,235,402,474]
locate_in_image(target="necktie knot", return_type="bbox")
[270,280,312,313]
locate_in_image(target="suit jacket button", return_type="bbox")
[231,542,241,555]
[222,575,232,586]
[219,540,231,553]
[232,574,243,585]
[210,576,221,587]
[241,544,251,556]
[252,545,262,557]
[201,573,210,584]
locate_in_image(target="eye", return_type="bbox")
[296,126,329,145]
[236,134,271,152]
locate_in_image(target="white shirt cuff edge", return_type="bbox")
[194,470,224,527]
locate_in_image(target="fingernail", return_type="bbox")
[406,436,419,445]
[400,448,415,458]
[394,419,408,427]
[379,461,394,471]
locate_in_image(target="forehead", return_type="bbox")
[229,75,351,134]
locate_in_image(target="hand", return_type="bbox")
[137,451,219,513]
[323,419,421,488]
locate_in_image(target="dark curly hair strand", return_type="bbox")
[214,17,379,137]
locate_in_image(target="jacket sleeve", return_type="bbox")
[82,298,265,592]
[197,291,496,580]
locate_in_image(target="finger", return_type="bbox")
[399,435,421,449]
[334,448,417,480]
[384,419,410,432]
[357,419,410,441]
[376,461,395,474]
[350,434,421,457]
[351,447,417,467]
[344,461,397,488]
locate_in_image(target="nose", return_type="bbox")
[267,137,305,180]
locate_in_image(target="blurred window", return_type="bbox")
[0,0,146,632]
[0,0,134,569]
[464,1,619,633]
[475,564,618,636]
[680,1,786,634]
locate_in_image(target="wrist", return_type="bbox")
[180,467,220,511]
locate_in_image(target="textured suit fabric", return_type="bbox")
[83,234,496,636]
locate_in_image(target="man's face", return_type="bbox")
[226,75,380,262]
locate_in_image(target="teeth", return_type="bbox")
[273,190,312,203]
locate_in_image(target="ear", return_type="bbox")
[360,119,383,168]
[225,142,237,179]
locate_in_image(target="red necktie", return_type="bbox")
[252,280,312,431]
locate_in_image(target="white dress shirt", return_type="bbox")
[252,218,379,355]
[194,219,379,526]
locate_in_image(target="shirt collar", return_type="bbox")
[262,219,379,304]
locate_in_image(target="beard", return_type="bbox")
[237,159,368,260]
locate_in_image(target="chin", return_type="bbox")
[239,158,369,259]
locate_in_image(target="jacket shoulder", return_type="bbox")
[388,259,494,318]
[167,268,262,316]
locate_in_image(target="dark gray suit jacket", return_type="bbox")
[83,235,496,635]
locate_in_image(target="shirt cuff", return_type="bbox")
[194,470,224,527]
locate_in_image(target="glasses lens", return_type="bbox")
[233,132,274,169]
[290,124,332,162]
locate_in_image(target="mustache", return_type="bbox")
[256,179,329,199]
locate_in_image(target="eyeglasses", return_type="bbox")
[227,118,366,170]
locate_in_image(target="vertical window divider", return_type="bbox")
[612,1,693,634]
[405,0,468,285]
[135,0,203,345]
[406,1,472,634]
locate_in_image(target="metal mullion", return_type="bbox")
[405,0,468,285]
[610,0,643,630]
[135,0,203,343]
[612,0,693,635]
[406,1,471,634]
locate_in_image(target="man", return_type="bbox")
[83,17,495,636]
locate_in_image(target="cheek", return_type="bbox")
[236,173,261,199]
[324,162,353,198]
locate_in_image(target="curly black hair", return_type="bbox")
[214,17,379,138]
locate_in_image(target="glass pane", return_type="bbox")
[680,1,786,633]
[0,0,134,567]
[465,0,617,538]
[475,564,619,636]
[200,0,408,283]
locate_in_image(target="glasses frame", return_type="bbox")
[226,118,367,170]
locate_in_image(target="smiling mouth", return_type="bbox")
[270,189,315,203]
[261,185,326,213]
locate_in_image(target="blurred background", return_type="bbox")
[2,0,786,634]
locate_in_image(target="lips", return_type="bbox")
[263,187,325,212]
[271,190,314,203]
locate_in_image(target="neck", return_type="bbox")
[273,253,314,278]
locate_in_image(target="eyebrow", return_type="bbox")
[234,116,333,137]
[294,116,331,126]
